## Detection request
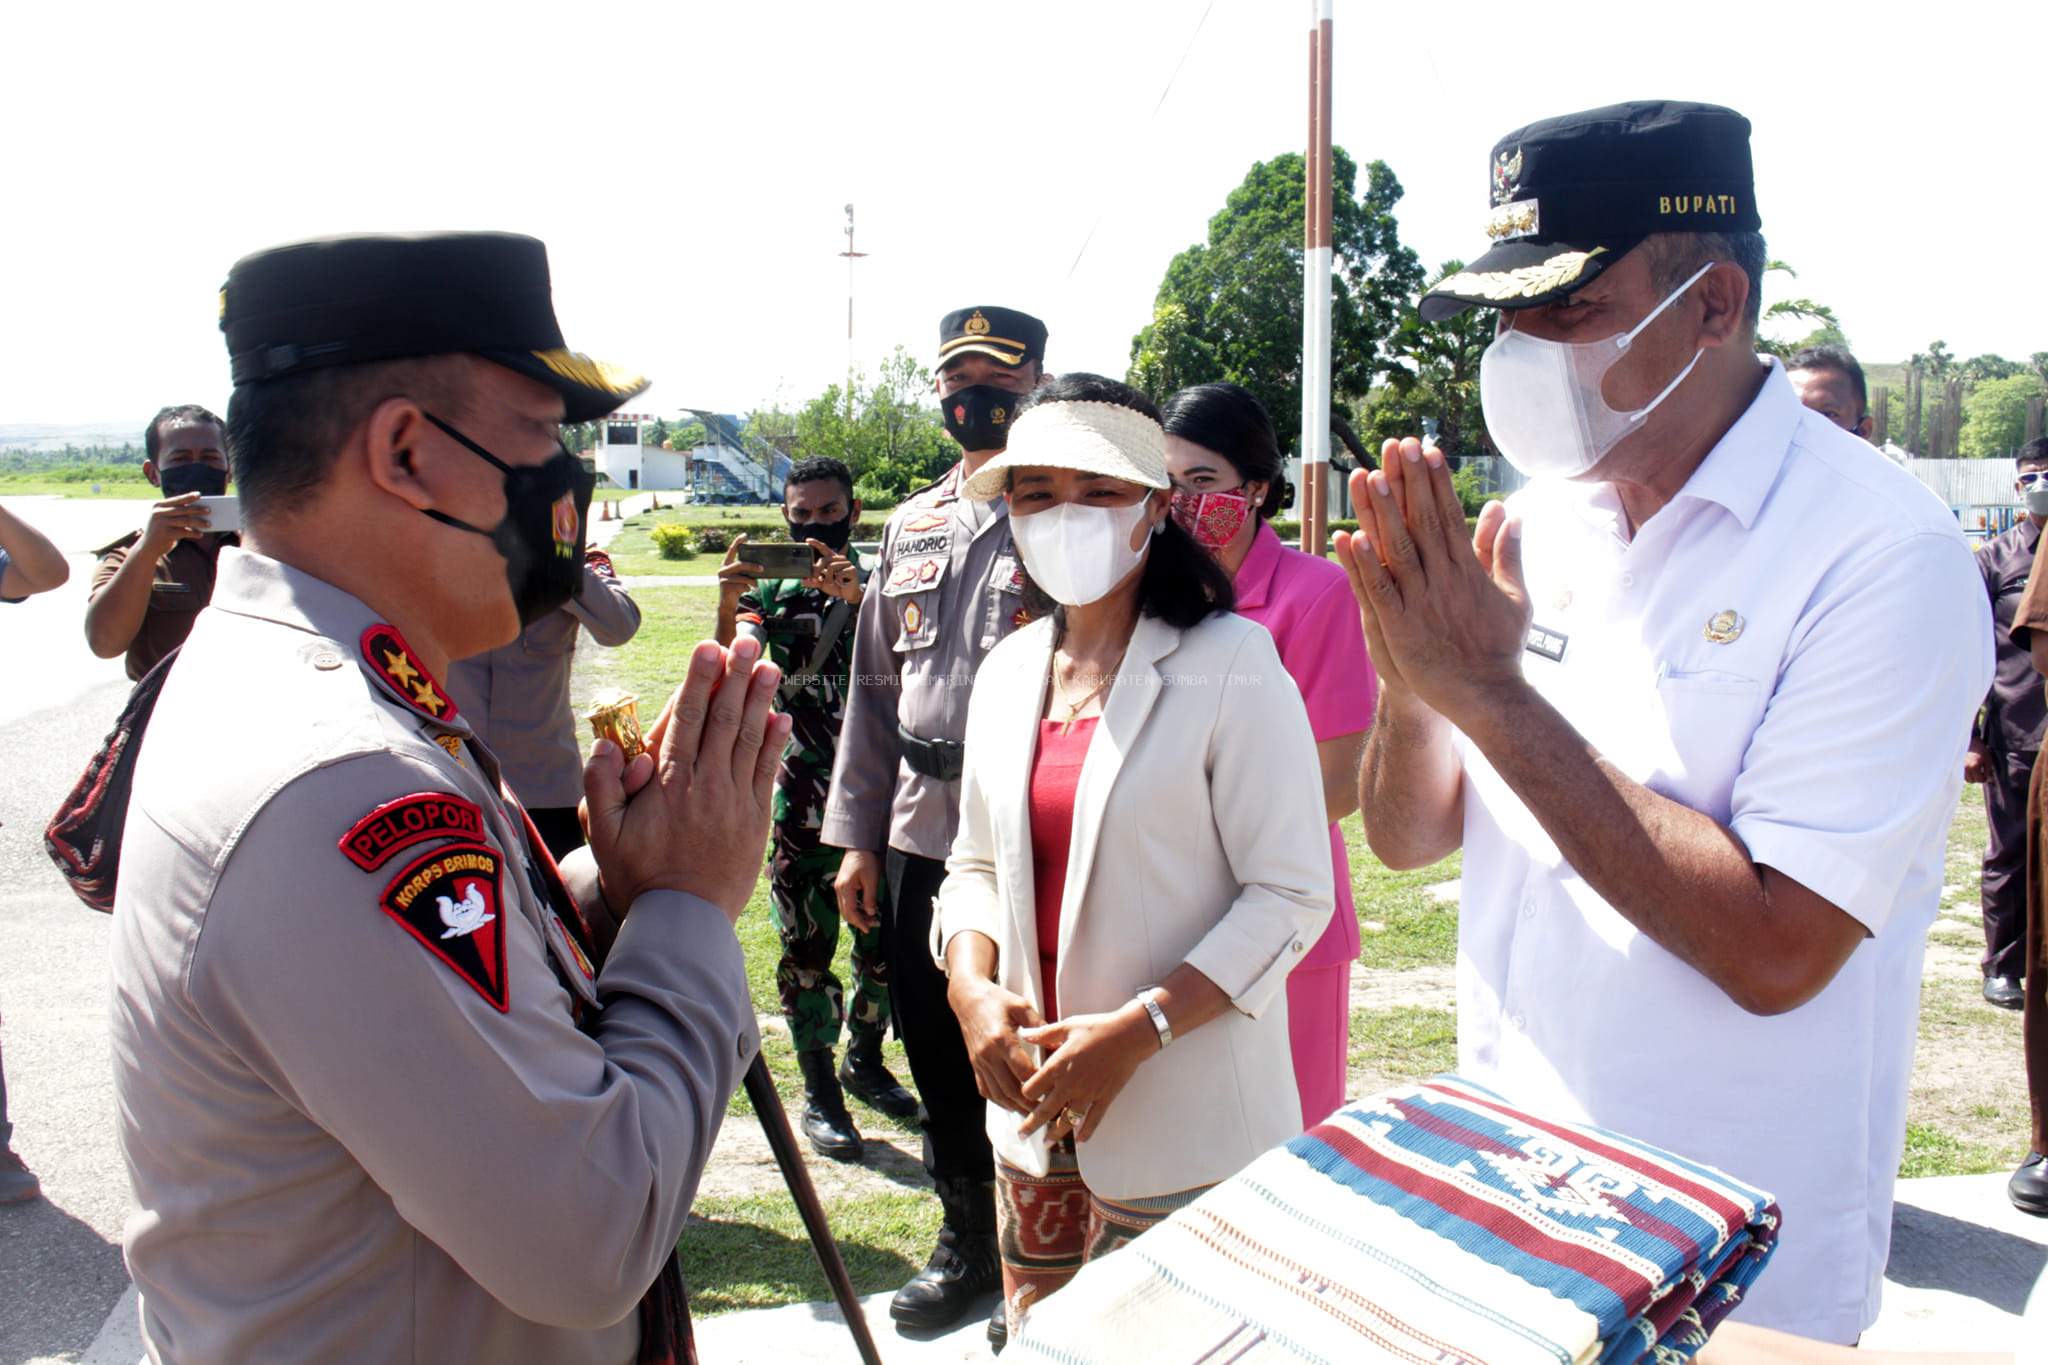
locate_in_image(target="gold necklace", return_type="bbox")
[1052,636,1126,734]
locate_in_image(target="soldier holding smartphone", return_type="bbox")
[715,457,917,1162]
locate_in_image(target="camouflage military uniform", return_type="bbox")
[737,559,890,1054]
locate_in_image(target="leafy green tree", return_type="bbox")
[1128,149,1424,451]
[1960,374,2048,458]
[1961,354,2020,384]
[1365,258,1493,455]
[771,346,958,499]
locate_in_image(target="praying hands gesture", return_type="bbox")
[1331,437,1535,730]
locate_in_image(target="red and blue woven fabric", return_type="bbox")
[1009,1075,1781,1364]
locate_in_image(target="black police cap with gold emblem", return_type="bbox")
[937,306,1048,370]
[219,232,649,422]
[1419,101,1761,323]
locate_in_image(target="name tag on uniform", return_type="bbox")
[1526,624,1569,662]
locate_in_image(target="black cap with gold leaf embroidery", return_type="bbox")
[1419,101,1761,323]
[219,232,649,422]
[936,306,1047,371]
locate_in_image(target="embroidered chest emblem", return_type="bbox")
[361,623,459,722]
[1703,609,1745,644]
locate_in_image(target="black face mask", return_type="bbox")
[159,463,228,499]
[789,513,853,552]
[940,384,1021,452]
[420,413,596,627]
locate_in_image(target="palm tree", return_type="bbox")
[1756,260,1844,358]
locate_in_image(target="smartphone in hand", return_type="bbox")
[737,541,817,579]
[194,495,241,534]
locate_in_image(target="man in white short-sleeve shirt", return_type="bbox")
[1336,101,1991,1345]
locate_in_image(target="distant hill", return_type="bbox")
[0,421,151,452]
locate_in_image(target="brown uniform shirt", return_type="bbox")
[820,463,1025,861]
[1978,518,2047,754]
[89,530,239,681]
[2009,546,2048,1153]
[447,556,642,808]
[111,549,758,1364]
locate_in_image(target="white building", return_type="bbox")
[587,412,688,491]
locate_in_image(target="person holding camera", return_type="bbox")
[714,456,918,1163]
[84,404,238,680]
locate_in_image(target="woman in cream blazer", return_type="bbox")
[933,374,1334,1324]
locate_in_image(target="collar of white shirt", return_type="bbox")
[1562,355,1796,539]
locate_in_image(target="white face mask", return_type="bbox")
[1010,497,1155,607]
[1479,260,1716,479]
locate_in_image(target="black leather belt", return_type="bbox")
[897,724,965,781]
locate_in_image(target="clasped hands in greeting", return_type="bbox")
[1330,437,1536,728]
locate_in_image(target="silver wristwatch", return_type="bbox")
[1136,987,1173,1050]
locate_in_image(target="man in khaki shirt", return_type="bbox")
[822,305,1044,1338]
[448,546,642,858]
[111,231,786,1363]
[84,405,239,681]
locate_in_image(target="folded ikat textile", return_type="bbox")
[1010,1075,1781,1365]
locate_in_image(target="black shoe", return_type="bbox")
[2012,1152,2048,1217]
[987,1297,1008,1353]
[840,1036,920,1121]
[795,1049,863,1163]
[890,1176,999,1329]
[0,1148,40,1205]
[1984,976,2024,1010]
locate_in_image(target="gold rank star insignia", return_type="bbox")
[383,649,421,688]
[1704,609,1745,644]
[410,679,446,715]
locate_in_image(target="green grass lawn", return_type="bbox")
[576,584,2028,1315]
[0,476,158,498]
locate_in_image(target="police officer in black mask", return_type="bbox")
[822,306,1049,1347]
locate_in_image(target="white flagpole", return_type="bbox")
[1301,0,1334,555]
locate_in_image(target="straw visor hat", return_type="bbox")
[959,399,1171,502]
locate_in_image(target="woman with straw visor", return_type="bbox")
[933,373,1334,1326]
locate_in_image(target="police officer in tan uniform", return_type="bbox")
[448,546,642,859]
[110,232,787,1364]
[823,305,1045,1338]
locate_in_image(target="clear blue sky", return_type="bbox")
[4,0,2037,426]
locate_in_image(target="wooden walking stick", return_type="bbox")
[744,1055,885,1365]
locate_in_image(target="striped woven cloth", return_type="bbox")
[1009,1075,1781,1365]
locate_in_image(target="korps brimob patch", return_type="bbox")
[379,841,508,1011]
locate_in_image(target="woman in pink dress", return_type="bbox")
[1161,383,1378,1127]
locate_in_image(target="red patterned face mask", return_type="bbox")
[1170,488,1250,553]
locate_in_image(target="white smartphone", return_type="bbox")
[194,495,241,534]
